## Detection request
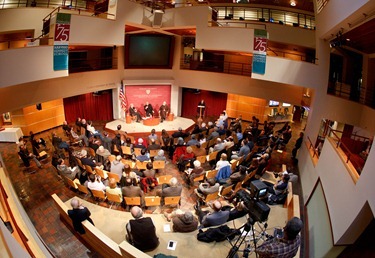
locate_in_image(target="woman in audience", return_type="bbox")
[120,164,138,187]
[186,160,204,186]
[173,137,186,164]
[86,174,106,192]
[106,178,122,199]
[154,149,166,162]
[177,146,195,172]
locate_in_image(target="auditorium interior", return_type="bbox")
[1,0,375,257]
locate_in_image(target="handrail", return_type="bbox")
[0,180,36,258]
[307,136,319,158]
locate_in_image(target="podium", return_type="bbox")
[197,105,205,124]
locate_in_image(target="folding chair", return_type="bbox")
[220,184,234,197]
[135,160,148,170]
[91,189,107,203]
[84,165,94,174]
[145,196,161,208]
[205,169,218,180]
[133,148,143,157]
[107,172,120,183]
[149,149,160,159]
[164,196,181,208]
[121,146,133,157]
[76,183,90,198]
[124,196,141,206]
[153,160,165,170]
[94,167,108,180]
[157,175,173,185]
[108,155,116,163]
[195,155,207,165]
[106,192,122,208]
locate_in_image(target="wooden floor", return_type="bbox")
[0,117,306,258]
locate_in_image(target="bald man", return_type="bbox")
[195,200,230,228]
[68,198,94,234]
[126,206,159,251]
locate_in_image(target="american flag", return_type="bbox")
[119,85,127,111]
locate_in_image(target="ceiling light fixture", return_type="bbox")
[290,1,296,6]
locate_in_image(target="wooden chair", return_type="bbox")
[192,173,205,186]
[135,160,148,170]
[107,172,120,183]
[208,138,218,148]
[220,184,234,197]
[230,160,238,173]
[106,192,122,208]
[195,155,207,165]
[121,159,135,168]
[204,191,219,204]
[242,170,256,186]
[207,151,219,163]
[153,160,165,170]
[108,155,116,163]
[200,141,208,149]
[94,167,108,180]
[84,165,94,174]
[149,149,160,158]
[76,158,85,171]
[205,169,218,180]
[190,145,198,154]
[127,135,135,144]
[91,189,107,202]
[124,196,141,206]
[164,196,181,208]
[88,147,96,158]
[76,183,90,198]
[133,147,143,157]
[234,181,243,192]
[65,176,78,190]
[144,196,161,208]
[121,146,133,156]
[157,175,172,185]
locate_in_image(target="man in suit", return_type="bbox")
[68,198,94,234]
[156,177,182,204]
[129,103,142,122]
[158,101,170,122]
[144,102,154,117]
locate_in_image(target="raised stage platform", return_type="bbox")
[105,117,196,136]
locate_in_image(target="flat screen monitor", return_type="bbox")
[269,100,279,107]
[125,34,174,69]
[282,102,291,107]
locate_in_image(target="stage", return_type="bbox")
[105,117,196,136]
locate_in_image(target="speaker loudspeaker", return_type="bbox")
[153,10,164,28]
[36,103,42,110]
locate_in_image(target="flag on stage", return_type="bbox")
[119,85,127,111]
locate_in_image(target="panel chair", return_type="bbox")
[91,189,107,203]
[124,196,141,206]
[153,160,165,170]
[107,172,120,183]
[94,167,108,180]
[76,183,90,199]
[164,196,181,209]
[157,175,173,185]
[145,196,161,209]
[205,169,218,180]
[106,192,122,209]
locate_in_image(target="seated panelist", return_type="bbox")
[129,103,142,123]
[144,102,154,117]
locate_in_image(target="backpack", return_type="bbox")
[197,225,240,243]
[268,192,288,205]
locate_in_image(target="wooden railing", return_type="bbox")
[307,136,320,158]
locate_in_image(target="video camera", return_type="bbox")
[235,180,270,222]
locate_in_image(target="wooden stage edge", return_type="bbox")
[104,117,196,138]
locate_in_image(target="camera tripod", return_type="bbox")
[226,217,272,258]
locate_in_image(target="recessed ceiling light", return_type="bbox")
[290,1,296,6]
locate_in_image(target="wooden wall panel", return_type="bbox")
[226,94,267,122]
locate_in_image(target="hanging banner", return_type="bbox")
[53,13,71,71]
[252,29,268,75]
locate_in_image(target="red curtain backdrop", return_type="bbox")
[63,91,113,123]
[181,89,228,117]
[125,85,171,116]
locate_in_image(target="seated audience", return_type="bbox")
[195,178,220,201]
[148,129,158,144]
[164,210,198,233]
[192,142,207,157]
[256,217,303,258]
[52,132,69,151]
[177,146,195,172]
[186,160,205,185]
[105,178,122,199]
[120,164,139,186]
[80,149,97,168]
[263,173,290,196]
[231,140,250,160]
[126,206,159,251]
[122,178,145,207]
[18,144,43,169]
[194,200,230,228]
[87,174,106,192]
[96,145,111,164]
[210,138,225,153]
[215,153,230,171]
[110,155,125,178]
[187,134,199,146]
[57,158,80,180]
[156,177,182,199]
[225,165,247,185]
[172,137,186,164]
[172,127,189,139]
[136,148,150,162]
[70,127,89,146]
[68,198,94,234]
[153,149,167,162]
[147,138,161,151]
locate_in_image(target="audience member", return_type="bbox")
[194,200,230,228]
[105,178,122,199]
[156,177,182,199]
[187,134,199,146]
[110,155,125,178]
[164,210,198,233]
[126,206,159,251]
[153,149,167,162]
[68,198,94,234]
[122,178,145,207]
[87,174,106,192]
[215,153,230,171]
[186,160,205,185]
[57,158,80,180]
[256,217,303,258]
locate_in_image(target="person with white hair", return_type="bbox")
[126,206,159,251]
[129,103,142,123]
[156,177,182,199]
[194,200,230,228]
[68,198,94,234]
[164,210,198,233]
[186,160,204,185]
[96,145,111,164]
[153,149,166,162]
[158,101,170,123]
